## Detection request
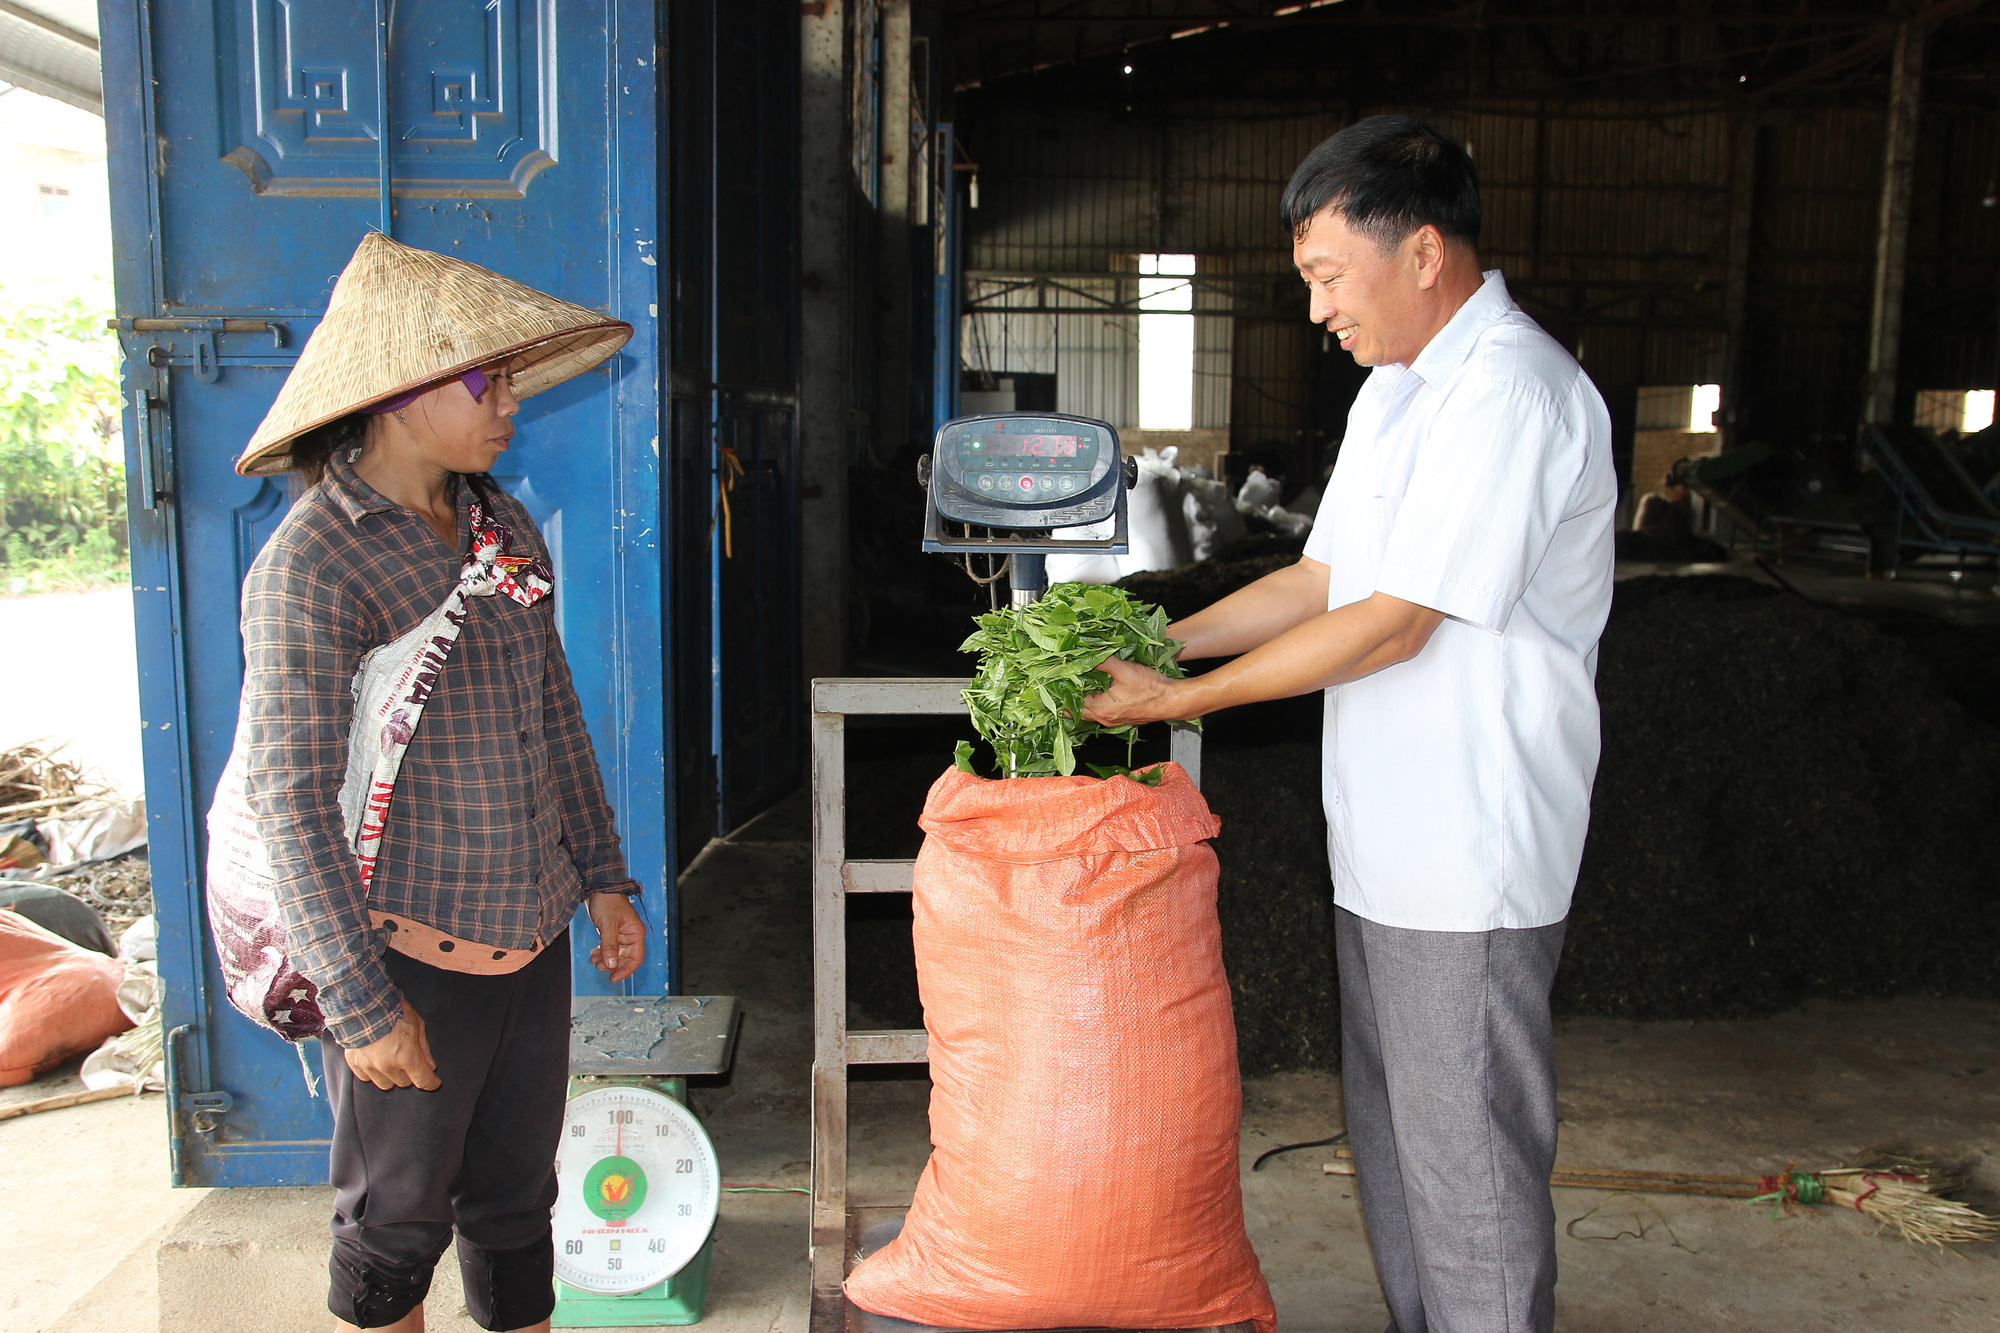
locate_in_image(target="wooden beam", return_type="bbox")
[0,1085,138,1121]
[843,859,917,893]
[811,677,971,716]
[1863,21,1926,425]
[1722,114,1760,444]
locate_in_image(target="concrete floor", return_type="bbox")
[5,778,1998,1330]
[0,1070,205,1333]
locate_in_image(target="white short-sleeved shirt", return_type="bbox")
[1302,270,1616,931]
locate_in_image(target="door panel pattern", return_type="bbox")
[230,478,287,589]
[220,0,556,197]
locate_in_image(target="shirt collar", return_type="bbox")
[1405,269,1514,389]
[324,452,465,526]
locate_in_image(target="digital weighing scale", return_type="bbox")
[552,994,741,1328]
[918,411,1137,603]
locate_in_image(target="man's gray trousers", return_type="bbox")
[1335,905,1568,1333]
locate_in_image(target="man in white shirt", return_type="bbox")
[1085,114,1615,1333]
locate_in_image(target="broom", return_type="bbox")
[1322,1147,2000,1248]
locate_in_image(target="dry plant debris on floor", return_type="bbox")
[0,742,113,822]
[48,856,152,935]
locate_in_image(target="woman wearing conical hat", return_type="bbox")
[235,233,639,1333]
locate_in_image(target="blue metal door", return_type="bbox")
[102,0,665,1188]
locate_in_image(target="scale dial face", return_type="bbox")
[552,1085,720,1296]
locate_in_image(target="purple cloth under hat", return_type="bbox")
[363,367,491,415]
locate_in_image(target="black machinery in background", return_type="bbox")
[1671,426,2000,577]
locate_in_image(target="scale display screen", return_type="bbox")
[924,411,1127,552]
[966,434,1083,459]
[934,414,1116,519]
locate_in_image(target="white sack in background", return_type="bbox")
[1183,475,1248,562]
[1261,505,1315,538]
[1232,465,1316,540]
[1043,524,1124,586]
[1047,448,1195,582]
[80,962,163,1093]
[1235,467,1282,513]
[1122,448,1193,575]
[28,799,148,879]
[117,913,157,964]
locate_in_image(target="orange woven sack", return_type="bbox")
[0,909,133,1087]
[845,763,1276,1333]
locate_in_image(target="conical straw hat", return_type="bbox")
[237,233,633,477]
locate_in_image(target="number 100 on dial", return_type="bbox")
[552,1085,721,1295]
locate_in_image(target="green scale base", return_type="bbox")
[551,1233,715,1328]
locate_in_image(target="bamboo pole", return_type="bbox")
[0,1085,140,1121]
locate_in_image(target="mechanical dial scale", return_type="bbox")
[552,995,741,1328]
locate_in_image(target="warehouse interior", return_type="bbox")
[5,2,1999,1330]
[783,2,2000,1325]
[818,0,2000,1025]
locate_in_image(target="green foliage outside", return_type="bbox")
[955,582,1200,781]
[0,284,127,596]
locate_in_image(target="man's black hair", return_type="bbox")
[1280,114,1481,251]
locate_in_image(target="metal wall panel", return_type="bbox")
[963,272,1230,432]
[961,87,1998,450]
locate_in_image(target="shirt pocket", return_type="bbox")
[1355,495,1399,590]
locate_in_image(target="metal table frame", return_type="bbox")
[807,676,1200,1331]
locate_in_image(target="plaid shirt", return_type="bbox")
[239,454,638,1047]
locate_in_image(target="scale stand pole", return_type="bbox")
[1008,552,1047,607]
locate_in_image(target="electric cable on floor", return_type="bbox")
[1251,1130,1348,1172]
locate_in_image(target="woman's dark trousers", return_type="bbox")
[319,932,571,1330]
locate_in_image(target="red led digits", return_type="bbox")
[985,434,1082,458]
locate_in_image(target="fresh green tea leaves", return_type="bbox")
[957,582,1200,779]
[1086,761,1166,786]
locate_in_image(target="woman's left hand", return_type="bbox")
[586,892,647,983]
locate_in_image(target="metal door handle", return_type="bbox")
[133,388,160,511]
[165,1022,193,1186]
